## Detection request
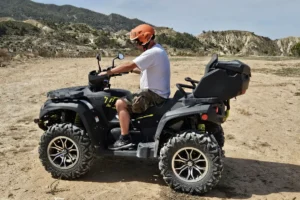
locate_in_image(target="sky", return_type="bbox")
[31,0,299,39]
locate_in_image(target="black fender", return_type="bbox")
[153,103,224,157]
[39,99,106,146]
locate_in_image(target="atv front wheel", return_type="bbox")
[159,131,223,194]
[39,123,95,179]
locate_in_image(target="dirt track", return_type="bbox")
[0,56,300,200]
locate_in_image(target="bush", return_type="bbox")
[54,31,79,44]
[0,21,40,37]
[37,48,55,57]
[79,37,90,44]
[94,31,120,48]
[156,32,202,50]
[291,42,300,57]
[0,49,11,66]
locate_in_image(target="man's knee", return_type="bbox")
[115,99,128,111]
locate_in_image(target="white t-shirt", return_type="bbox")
[133,44,171,99]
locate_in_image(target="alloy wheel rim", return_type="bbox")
[47,136,79,169]
[171,147,209,182]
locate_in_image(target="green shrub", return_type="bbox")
[156,32,202,50]
[291,42,300,57]
[54,31,79,44]
[0,49,11,66]
[0,21,40,37]
[94,31,120,48]
[79,37,90,44]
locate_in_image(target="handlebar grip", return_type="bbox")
[176,84,187,98]
[111,74,122,77]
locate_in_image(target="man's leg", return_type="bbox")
[115,99,130,136]
[109,98,133,150]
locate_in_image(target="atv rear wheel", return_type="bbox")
[159,131,223,194]
[39,123,95,179]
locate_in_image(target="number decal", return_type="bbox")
[103,96,119,109]
[104,96,109,104]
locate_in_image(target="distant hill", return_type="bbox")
[0,0,147,31]
[197,31,278,56]
[0,19,134,59]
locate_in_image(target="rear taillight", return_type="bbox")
[201,114,208,121]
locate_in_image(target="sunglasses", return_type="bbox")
[132,39,143,46]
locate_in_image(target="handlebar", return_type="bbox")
[96,72,127,78]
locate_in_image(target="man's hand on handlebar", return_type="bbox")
[97,62,137,76]
[98,70,112,76]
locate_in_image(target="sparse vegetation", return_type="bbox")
[274,67,300,77]
[259,142,271,147]
[291,42,300,57]
[157,32,203,51]
[252,67,300,77]
[94,31,119,48]
[79,37,90,44]
[237,108,252,116]
[0,21,40,36]
[226,134,235,140]
[46,180,70,195]
[0,49,11,66]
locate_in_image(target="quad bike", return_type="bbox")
[34,53,251,195]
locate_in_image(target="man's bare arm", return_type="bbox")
[99,61,138,76]
[109,61,137,74]
[131,67,141,74]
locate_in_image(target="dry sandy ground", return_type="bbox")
[0,56,300,200]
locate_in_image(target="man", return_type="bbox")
[99,24,170,150]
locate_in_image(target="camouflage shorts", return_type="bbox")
[123,89,167,114]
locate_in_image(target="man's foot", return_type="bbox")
[108,135,135,150]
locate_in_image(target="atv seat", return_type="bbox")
[131,98,176,119]
[109,94,181,125]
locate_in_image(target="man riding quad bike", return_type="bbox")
[34,50,251,194]
[98,24,171,151]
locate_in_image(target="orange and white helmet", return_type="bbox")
[130,24,155,45]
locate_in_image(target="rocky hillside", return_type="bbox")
[276,37,300,56]
[197,30,300,56]
[0,18,138,61]
[0,0,147,31]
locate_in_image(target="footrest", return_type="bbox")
[137,142,155,158]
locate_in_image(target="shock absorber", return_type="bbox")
[74,113,83,128]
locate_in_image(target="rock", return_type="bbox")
[13,54,22,60]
